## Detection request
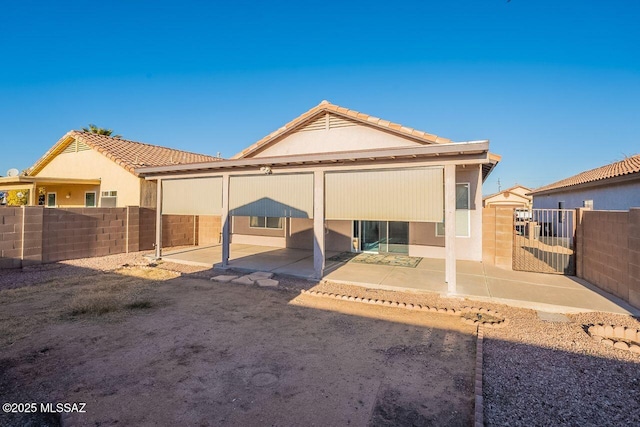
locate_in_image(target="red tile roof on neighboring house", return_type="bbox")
[28,131,221,177]
[233,100,453,159]
[530,154,640,195]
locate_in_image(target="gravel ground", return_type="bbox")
[2,252,639,425]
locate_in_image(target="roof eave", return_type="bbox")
[138,141,490,178]
[530,172,640,196]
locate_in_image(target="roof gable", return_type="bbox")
[233,100,453,159]
[28,131,221,177]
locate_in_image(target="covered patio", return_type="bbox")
[160,244,640,315]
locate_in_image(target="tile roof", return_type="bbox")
[531,154,640,195]
[28,131,221,177]
[233,100,453,159]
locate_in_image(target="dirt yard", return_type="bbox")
[0,263,476,427]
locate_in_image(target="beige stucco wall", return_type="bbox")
[456,165,483,262]
[484,191,531,208]
[35,149,141,207]
[250,120,421,158]
[37,184,100,208]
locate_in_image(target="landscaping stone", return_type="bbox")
[211,275,239,283]
[248,271,274,281]
[624,328,637,341]
[613,341,630,350]
[232,275,256,285]
[256,278,279,288]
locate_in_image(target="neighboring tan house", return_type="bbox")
[483,184,532,209]
[0,131,220,208]
[530,154,640,211]
[137,100,501,289]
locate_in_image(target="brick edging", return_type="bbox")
[475,324,484,427]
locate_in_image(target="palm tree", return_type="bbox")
[82,124,121,138]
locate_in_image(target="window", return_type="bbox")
[436,183,470,237]
[46,192,57,207]
[583,200,594,209]
[85,192,96,207]
[101,190,117,207]
[250,216,283,229]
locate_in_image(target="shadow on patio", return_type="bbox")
[159,244,640,316]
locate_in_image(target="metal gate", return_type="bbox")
[513,208,575,275]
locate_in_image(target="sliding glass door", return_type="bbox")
[355,221,409,254]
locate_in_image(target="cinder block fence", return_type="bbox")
[0,206,220,269]
[482,206,640,309]
[576,208,640,308]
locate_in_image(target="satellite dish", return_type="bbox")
[7,168,19,177]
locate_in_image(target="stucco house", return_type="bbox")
[0,131,220,208]
[530,154,640,211]
[483,184,532,209]
[137,101,500,290]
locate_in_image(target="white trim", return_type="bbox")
[46,192,57,208]
[84,191,97,207]
[249,216,284,229]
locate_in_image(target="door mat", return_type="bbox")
[327,252,422,268]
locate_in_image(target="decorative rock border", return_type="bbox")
[460,307,508,329]
[300,289,460,315]
[299,290,509,328]
[587,324,640,353]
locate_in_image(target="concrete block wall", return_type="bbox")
[139,208,157,251]
[139,209,212,251]
[0,207,24,269]
[0,207,216,269]
[198,215,221,246]
[482,207,514,269]
[628,209,640,308]
[42,208,128,263]
[579,209,640,308]
[23,207,44,265]
[126,206,140,253]
[162,214,197,247]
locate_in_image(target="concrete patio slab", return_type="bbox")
[159,244,640,315]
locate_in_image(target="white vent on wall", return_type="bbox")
[299,115,327,132]
[62,140,77,154]
[328,114,357,129]
[298,113,357,132]
[61,139,90,154]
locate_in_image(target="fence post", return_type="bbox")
[574,208,586,278]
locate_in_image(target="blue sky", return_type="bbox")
[1,0,638,194]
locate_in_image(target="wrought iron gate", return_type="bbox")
[513,208,576,275]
